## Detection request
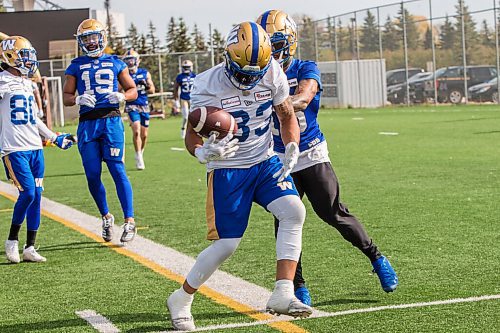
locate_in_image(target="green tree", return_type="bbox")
[454,0,479,60]
[297,15,315,60]
[211,28,225,64]
[397,7,419,49]
[423,25,433,50]
[191,24,206,51]
[360,10,379,53]
[440,15,455,50]
[165,17,177,53]
[383,15,400,51]
[146,20,159,53]
[479,19,492,47]
[127,23,140,51]
[173,17,191,52]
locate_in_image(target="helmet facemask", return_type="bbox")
[123,56,139,73]
[270,32,296,67]
[78,31,106,57]
[6,48,39,78]
[224,52,270,91]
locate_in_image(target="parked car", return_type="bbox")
[388,72,432,104]
[468,77,499,103]
[422,66,497,104]
[386,68,425,87]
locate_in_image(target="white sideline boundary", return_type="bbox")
[75,310,120,333]
[160,294,500,332]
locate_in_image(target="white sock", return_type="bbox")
[274,279,294,298]
[170,287,194,318]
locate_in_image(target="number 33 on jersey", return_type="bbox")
[65,54,127,114]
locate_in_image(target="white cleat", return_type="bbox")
[120,221,137,243]
[102,214,115,242]
[135,153,145,170]
[5,240,20,263]
[22,245,46,262]
[181,129,186,139]
[266,292,313,318]
[167,288,195,331]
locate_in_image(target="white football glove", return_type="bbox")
[273,142,299,182]
[75,94,97,108]
[106,92,126,104]
[194,134,240,164]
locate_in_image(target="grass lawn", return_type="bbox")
[1,104,499,332]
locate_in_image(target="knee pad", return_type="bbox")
[267,195,306,261]
[186,238,241,289]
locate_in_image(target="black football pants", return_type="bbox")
[274,161,381,289]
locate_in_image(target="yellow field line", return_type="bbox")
[0,190,307,333]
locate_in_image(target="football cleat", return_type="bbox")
[295,286,312,306]
[266,290,313,318]
[135,153,145,170]
[5,240,20,263]
[101,214,115,242]
[372,255,399,292]
[181,128,186,139]
[167,288,195,331]
[120,221,137,243]
[22,245,46,262]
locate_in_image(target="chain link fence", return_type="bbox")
[296,0,500,105]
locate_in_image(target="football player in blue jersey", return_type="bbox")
[1,36,74,263]
[173,60,196,139]
[258,10,399,305]
[63,19,138,243]
[122,49,155,170]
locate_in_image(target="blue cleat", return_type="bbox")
[372,256,398,293]
[295,286,312,306]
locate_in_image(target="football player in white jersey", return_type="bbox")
[166,22,312,331]
[0,36,74,263]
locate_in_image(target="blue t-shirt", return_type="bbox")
[272,59,325,153]
[176,72,196,100]
[127,67,149,106]
[65,54,127,114]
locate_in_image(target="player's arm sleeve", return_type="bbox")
[272,61,290,106]
[175,74,182,84]
[116,58,127,74]
[36,117,56,141]
[188,77,211,111]
[299,61,322,91]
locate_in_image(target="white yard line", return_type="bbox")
[0,181,328,319]
[160,294,500,332]
[75,310,120,333]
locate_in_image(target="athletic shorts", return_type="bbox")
[77,116,125,162]
[126,105,150,127]
[206,155,298,240]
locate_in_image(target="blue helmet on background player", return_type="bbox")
[257,10,298,68]
[75,19,108,57]
[181,59,193,74]
[224,21,272,91]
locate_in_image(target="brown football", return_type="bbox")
[188,106,238,139]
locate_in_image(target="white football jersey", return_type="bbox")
[191,59,289,169]
[0,70,43,155]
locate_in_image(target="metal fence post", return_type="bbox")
[495,0,500,104]
[429,0,438,104]
[209,23,215,67]
[334,16,341,107]
[460,0,468,104]
[157,54,165,112]
[314,21,319,62]
[49,60,54,77]
[402,1,410,106]
[377,7,385,106]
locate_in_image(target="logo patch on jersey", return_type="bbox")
[1,39,15,50]
[277,181,293,191]
[288,78,298,87]
[244,100,253,106]
[101,62,113,68]
[254,90,272,102]
[79,64,91,70]
[221,96,241,109]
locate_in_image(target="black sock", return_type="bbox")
[26,230,37,248]
[8,224,22,241]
